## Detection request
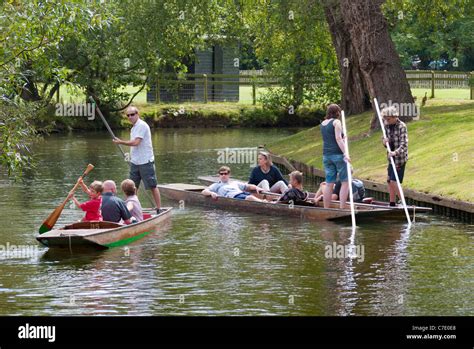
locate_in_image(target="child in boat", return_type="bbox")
[276,171,309,205]
[67,179,103,221]
[121,179,143,222]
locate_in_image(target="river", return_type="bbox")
[0,128,472,316]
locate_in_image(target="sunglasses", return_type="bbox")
[219,172,229,175]
[126,112,137,117]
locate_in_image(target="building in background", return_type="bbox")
[147,44,239,103]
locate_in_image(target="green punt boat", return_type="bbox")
[198,175,432,218]
[157,183,395,221]
[36,207,172,249]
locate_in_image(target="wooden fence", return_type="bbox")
[148,70,474,104]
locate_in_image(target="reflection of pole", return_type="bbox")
[341,110,356,229]
[373,98,412,227]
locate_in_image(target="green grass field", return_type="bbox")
[268,99,474,203]
[58,84,471,105]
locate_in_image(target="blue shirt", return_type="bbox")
[248,165,288,187]
[321,119,344,156]
[101,192,132,223]
[208,181,247,198]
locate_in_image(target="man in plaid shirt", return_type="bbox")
[381,106,408,207]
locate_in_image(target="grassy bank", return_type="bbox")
[268,99,474,203]
[53,84,471,129]
[132,102,324,128]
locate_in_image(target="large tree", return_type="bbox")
[324,0,414,126]
[324,1,371,115]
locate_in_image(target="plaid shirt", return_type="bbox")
[384,119,408,167]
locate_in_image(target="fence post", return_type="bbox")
[470,72,474,100]
[203,74,208,103]
[252,79,256,105]
[430,70,435,98]
[155,77,160,104]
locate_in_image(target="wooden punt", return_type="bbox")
[198,175,433,216]
[36,207,172,249]
[157,183,394,221]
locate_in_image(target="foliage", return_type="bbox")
[0,97,40,177]
[383,0,474,70]
[242,0,339,110]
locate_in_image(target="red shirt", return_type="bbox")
[80,196,103,221]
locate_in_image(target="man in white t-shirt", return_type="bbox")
[113,106,162,211]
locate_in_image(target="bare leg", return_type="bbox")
[323,182,335,208]
[389,181,402,204]
[389,181,397,203]
[245,195,264,202]
[339,181,349,209]
[150,187,161,209]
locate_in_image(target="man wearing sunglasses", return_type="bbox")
[202,166,266,202]
[113,106,162,212]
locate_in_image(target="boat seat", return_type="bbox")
[63,221,124,230]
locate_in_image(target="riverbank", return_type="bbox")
[130,102,324,128]
[268,99,474,204]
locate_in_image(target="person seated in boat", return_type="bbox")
[276,171,309,205]
[248,151,288,194]
[101,180,132,224]
[332,179,365,203]
[67,179,103,222]
[202,166,267,202]
[121,179,143,223]
[314,178,366,204]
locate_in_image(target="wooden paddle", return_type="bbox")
[38,164,95,234]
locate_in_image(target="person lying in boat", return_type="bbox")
[101,180,132,224]
[248,151,288,194]
[202,166,267,202]
[121,179,143,223]
[275,171,309,205]
[67,179,103,222]
[314,179,366,204]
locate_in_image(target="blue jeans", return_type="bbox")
[233,192,251,200]
[323,154,348,183]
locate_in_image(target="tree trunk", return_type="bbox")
[19,60,41,102]
[292,50,305,109]
[324,0,371,116]
[340,0,414,127]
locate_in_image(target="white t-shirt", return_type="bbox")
[130,119,154,165]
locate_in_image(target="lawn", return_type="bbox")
[268,99,474,203]
[57,83,470,105]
